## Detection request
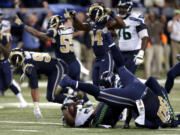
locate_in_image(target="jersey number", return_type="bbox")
[157,96,170,123]
[32,53,51,63]
[90,30,103,46]
[60,35,73,53]
[118,26,131,40]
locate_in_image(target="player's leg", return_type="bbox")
[92,61,100,86]
[46,63,66,103]
[123,51,138,74]
[145,77,177,120]
[60,76,137,109]
[165,62,180,93]
[99,52,114,80]
[68,59,91,105]
[110,45,140,86]
[10,80,28,107]
[3,62,27,107]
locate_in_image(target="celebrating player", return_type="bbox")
[67,3,125,86]
[14,14,91,105]
[0,16,27,107]
[8,48,65,118]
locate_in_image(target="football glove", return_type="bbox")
[14,15,25,28]
[33,102,43,118]
[104,8,115,18]
[134,50,144,65]
[69,10,76,19]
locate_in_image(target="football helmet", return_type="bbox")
[47,15,66,29]
[88,3,105,23]
[8,48,24,67]
[99,71,115,88]
[118,0,133,19]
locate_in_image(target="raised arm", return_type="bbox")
[69,11,91,31]
[24,25,51,42]
[14,15,52,42]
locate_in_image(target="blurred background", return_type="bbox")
[0,0,180,79]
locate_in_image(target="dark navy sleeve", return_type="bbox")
[136,23,147,33]
[2,34,12,45]
[46,28,57,38]
[23,63,38,89]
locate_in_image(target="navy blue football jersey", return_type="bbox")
[89,17,114,59]
[0,33,12,62]
[22,51,60,75]
[47,27,76,64]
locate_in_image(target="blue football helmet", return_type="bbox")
[9,48,24,67]
[47,15,67,29]
[118,0,133,19]
[99,71,115,88]
[88,3,105,23]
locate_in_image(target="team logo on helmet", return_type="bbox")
[9,48,24,67]
[47,15,67,29]
[88,3,105,23]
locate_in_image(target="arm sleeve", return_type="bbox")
[23,64,38,89]
[46,28,57,38]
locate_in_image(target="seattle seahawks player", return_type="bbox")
[60,41,180,129]
[0,19,27,107]
[14,14,91,105]
[8,48,65,118]
[67,3,125,86]
[116,0,149,74]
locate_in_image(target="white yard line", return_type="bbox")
[0,120,63,126]
[0,102,61,108]
[12,129,41,132]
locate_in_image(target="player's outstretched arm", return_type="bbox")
[24,25,51,42]
[68,10,91,31]
[14,15,51,42]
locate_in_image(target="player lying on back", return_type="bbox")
[0,17,27,107]
[60,37,180,129]
[8,48,66,118]
[14,13,91,106]
[67,3,126,86]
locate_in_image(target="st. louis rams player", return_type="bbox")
[116,0,149,73]
[165,54,180,93]
[9,48,65,118]
[14,14,91,105]
[0,18,27,108]
[115,0,149,128]
[67,3,125,86]
[60,41,180,129]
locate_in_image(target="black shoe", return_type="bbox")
[123,123,130,129]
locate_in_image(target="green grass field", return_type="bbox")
[0,82,180,135]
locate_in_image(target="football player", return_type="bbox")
[165,54,180,93]
[60,41,180,129]
[116,0,149,73]
[8,48,65,118]
[0,17,27,107]
[67,3,126,86]
[116,0,149,128]
[14,14,91,105]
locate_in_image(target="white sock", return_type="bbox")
[16,93,27,103]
